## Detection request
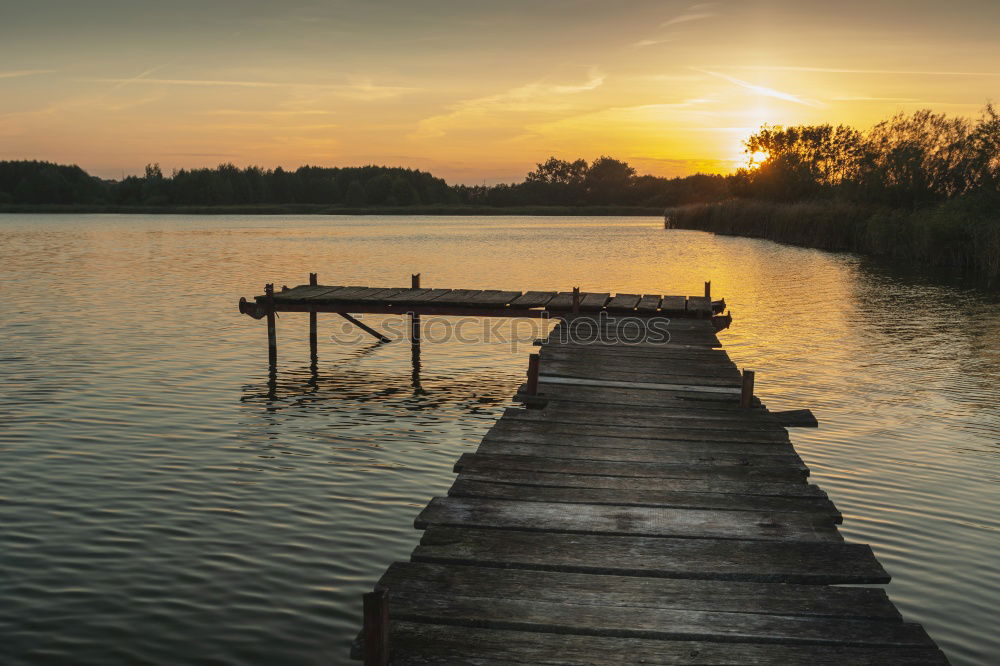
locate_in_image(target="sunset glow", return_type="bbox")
[2,0,997,183]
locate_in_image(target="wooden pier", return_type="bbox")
[236,278,947,664]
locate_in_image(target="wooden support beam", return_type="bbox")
[526,354,540,396]
[740,369,756,408]
[362,589,390,666]
[265,283,277,367]
[308,273,318,361]
[705,281,712,300]
[339,312,391,343]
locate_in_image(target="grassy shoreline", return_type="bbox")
[666,197,1000,283]
[0,203,663,216]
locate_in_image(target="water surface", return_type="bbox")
[1,214,997,665]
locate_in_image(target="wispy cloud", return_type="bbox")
[87,77,416,100]
[413,69,605,139]
[0,69,54,80]
[697,70,822,107]
[729,65,1000,77]
[632,38,673,49]
[661,2,719,28]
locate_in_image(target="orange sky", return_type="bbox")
[1,1,997,183]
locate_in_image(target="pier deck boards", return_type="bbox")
[254,283,718,317]
[346,310,947,664]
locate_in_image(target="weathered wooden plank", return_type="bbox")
[543,292,580,310]
[465,290,523,306]
[273,284,345,300]
[380,288,433,303]
[536,341,728,358]
[660,295,688,314]
[501,411,791,442]
[383,622,948,665]
[424,289,485,305]
[455,468,827,498]
[579,292,611,310]
[522,400,775,423]
[487,420,793,449]
[635,294,662,313]
[554,315,718,332]
[378,562,900,619]
[605,293,642,311]
[509,291,557,307]
[290,284,368,301]
[539,351,738,373]
[539,375,740,395]
[539,361,743,386]
[414,527,890,583]
[415,497,841,541]
[539,337,722,350]
[475,440,806,470]
[687,296,713,314]
[384,594,930,647]
[527,383,747,408]
[389,288,455,304]
[455,453,807,483]
[520,408,787,433]
[308,286,385,301]
[349,286,411,301]
[490,419,789,446]
[449,479,840,519]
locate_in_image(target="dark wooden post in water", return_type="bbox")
[410,274,423,392]
[525,353,540,396]
[362,589,390,666]
[410,274,421,345]
[571,287,580,314]
[740,369,755,408]
[265,283,277,367]
[705,281,711,300]
[308,273,318,362]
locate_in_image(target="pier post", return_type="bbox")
[410,274,421,345]
[705,281,711,300]
[362,589,390,666]
[572,286,580,314]
[526,353,540,395]
[308,273,318,362]
[265,283,277,367]
[740,369,755,408]
[410,274,423,392]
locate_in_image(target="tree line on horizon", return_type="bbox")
[0,156,728,209]
[0,106,996,210]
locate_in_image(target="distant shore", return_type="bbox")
[0,203,663,216]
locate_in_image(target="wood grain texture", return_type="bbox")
[415,497,841,541]
[414,527,890,583]
[382,622,947,665]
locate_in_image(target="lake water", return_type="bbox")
[1,214,997,665]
